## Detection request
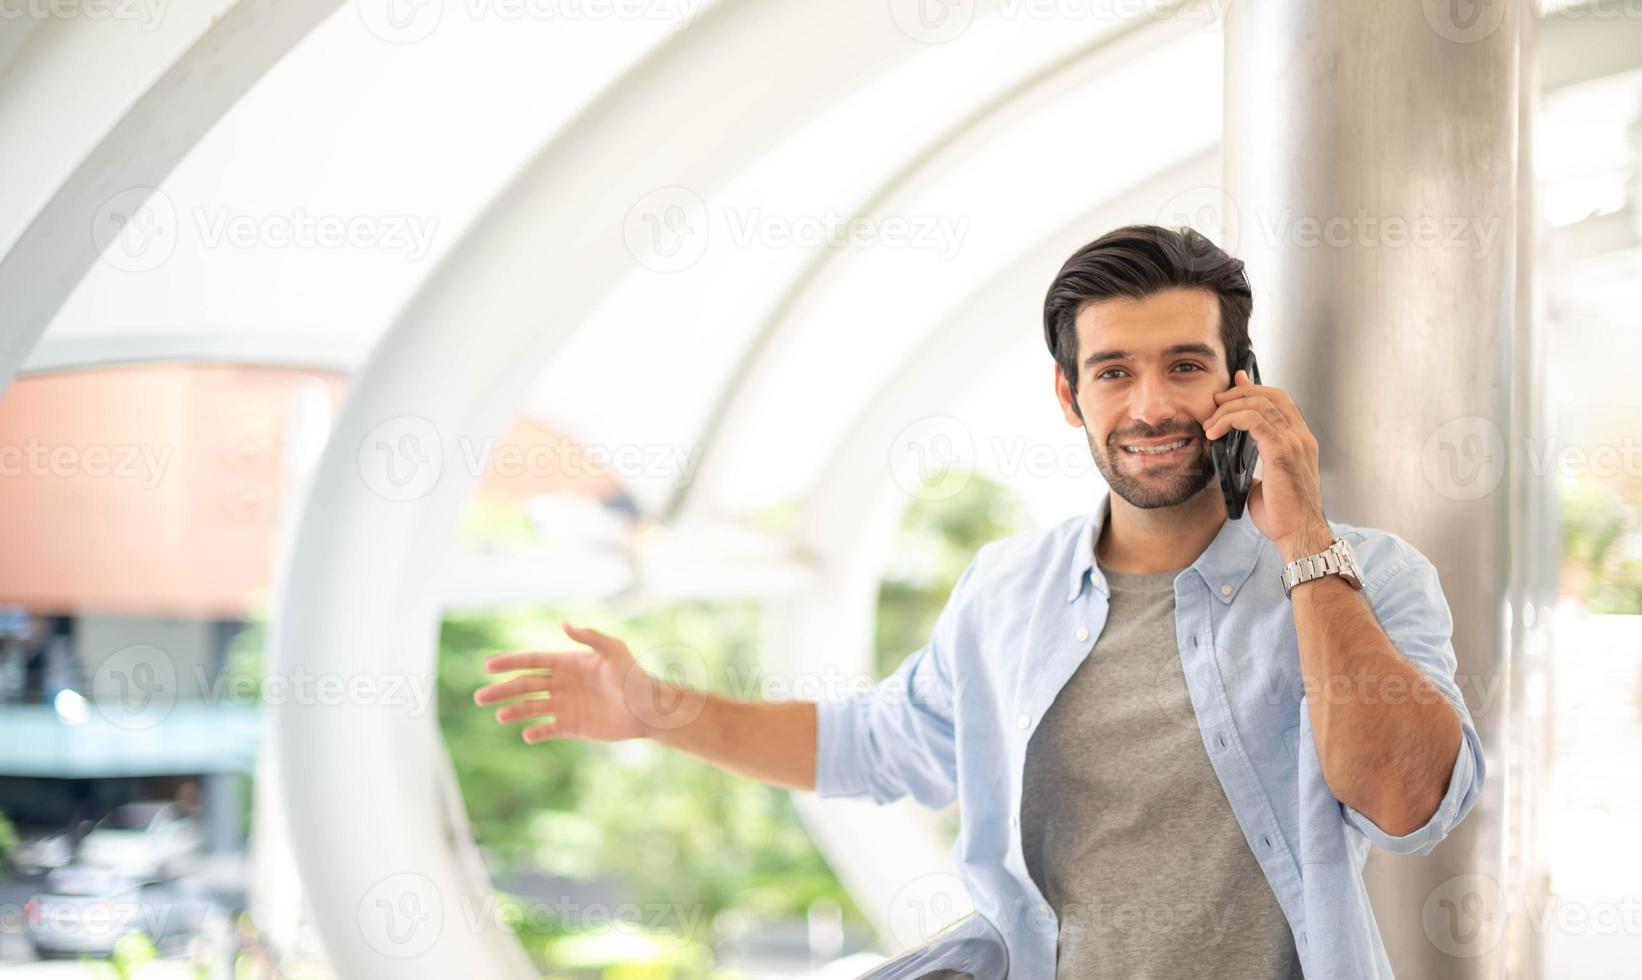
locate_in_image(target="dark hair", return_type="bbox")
[1042,224,1252,409]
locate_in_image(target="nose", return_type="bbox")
[1127,369,1185,433]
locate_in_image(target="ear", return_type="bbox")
[1054,364,1084,427]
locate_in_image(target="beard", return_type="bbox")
[1088,425,1216,510]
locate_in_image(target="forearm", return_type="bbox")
[644,684,818,792]
[1286,536,1462,835]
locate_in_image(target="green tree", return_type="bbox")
[438,600,862,968]
[874,478,1030,679]
[0,807,17,879]
[1561,474,1642,614]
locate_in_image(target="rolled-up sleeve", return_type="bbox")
[1340,545,1487,855]
[813,555,981,808]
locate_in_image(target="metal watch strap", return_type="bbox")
[1282,538,1355,598]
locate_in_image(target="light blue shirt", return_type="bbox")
[815,489,1485,978]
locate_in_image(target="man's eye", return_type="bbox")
[1095,363,1204,380]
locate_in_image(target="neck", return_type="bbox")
[1096,483,1227,574]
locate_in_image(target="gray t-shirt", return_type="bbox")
[1018,558,1305,979]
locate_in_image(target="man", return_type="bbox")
[474,225,1485,978]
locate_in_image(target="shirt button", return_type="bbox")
[1009,816,1019,829]
[1220,584,1232,596]
[1018,713,1032,730]
[1074,627,1089,642]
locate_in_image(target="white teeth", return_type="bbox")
[1125,438,1188,455]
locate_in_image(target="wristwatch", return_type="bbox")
[1281,536,1363,598]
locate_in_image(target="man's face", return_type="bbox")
[1054,287,1229,510]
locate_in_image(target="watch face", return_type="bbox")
[1335,540,1363,583]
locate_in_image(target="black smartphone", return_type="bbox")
[1210,348,1261,520]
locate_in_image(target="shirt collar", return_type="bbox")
[1066,488,1266,605]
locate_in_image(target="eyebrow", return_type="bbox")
[1082,342,1220,371]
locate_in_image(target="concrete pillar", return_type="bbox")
[1224,2,1524,976]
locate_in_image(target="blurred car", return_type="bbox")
[77,801,201,879]
[23,864,220,958]
[12,819,90,877]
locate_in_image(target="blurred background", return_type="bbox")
[0,0,1638,977]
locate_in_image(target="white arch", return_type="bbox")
[0,0,344,399]
[662,8,1217,523]
[0,0,234,249]
[514,4,1201,517]
[17,329,356,376]
[676,18,1221,522]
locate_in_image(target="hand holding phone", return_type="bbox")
[1209,349,1261,520]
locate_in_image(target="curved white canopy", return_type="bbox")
[3,0,1640,975]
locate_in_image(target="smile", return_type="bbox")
[1122,438,1191,458]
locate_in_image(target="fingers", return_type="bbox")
[562,621,621,655]
[494,697,556,725]
[522,720,561,744]
[1216,374,1306,428]
[473,672,554,706]
[479,622,622,744]
[483,651,573,673]
[1205,407,1281,443]
[1205,401,1270,438]
[1220,369,1267,395]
